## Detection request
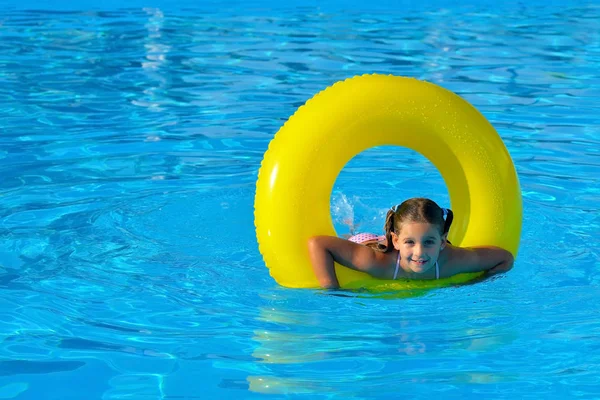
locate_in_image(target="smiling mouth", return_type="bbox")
[410,259,428,264]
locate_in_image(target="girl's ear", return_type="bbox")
[440,233,448,250]
[391,232,401,250]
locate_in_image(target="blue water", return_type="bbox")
[1,1,599,399]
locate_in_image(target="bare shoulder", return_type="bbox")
[441,244,515,276]
[349,242,397,279]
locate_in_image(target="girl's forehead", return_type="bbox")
[398,222,441,236]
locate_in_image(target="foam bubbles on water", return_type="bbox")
[331,192,389,236]
[331,191,355,235]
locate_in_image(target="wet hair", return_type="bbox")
[380,198,453,253]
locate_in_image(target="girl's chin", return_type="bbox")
[408,262,432,273]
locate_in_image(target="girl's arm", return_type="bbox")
[446,245,514,276]
[307,236,389,289]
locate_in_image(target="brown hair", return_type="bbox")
[380,198,453,253]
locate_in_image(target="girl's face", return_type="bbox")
[391,222,447,274]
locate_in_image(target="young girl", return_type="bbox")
[308,198,514,289]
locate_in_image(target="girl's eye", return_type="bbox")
[425,240,435,245]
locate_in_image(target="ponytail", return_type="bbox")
[382,207,397,253]
[442,208,454,235]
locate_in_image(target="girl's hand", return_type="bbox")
[486,258,514,275]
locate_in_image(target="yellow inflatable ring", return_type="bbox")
[254,74,522,290]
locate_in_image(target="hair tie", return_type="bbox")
[441,208,448,220]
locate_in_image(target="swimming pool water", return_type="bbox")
[0,1,599,399]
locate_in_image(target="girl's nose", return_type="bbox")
[413,244,423,256]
